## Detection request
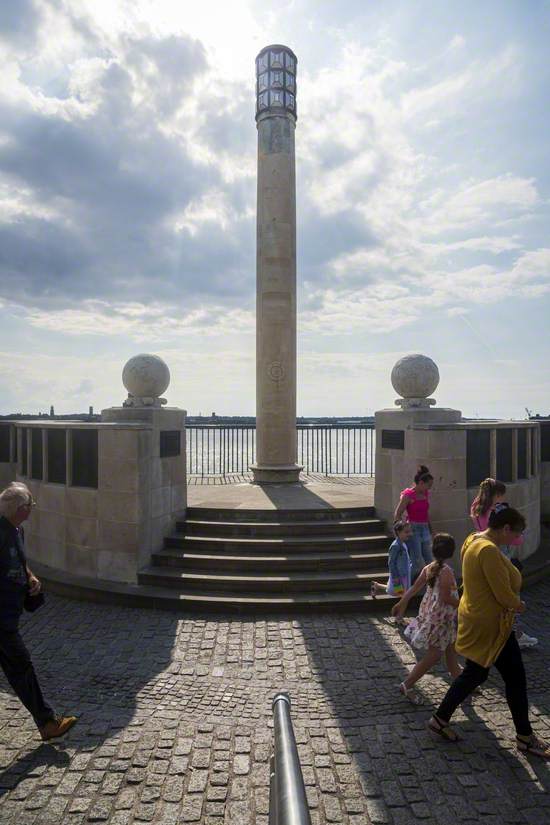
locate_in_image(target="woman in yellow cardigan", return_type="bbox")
[428,503,549,758]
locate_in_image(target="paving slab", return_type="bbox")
[187,477,375,511]
[0,579,549,824]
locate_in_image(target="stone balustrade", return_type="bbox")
[0,410,186,584]
[375,411,541,569]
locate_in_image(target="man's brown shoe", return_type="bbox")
[39,715,77,741]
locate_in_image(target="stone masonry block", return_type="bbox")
[65,515,98,548]
[66,488,98,519]
[97,550,136,583]
[98,429,140,461]
[98,459,140,493]
[65,543,98,577]
[38,483,66,514]
[98,491,140,524]
[98,520,139,553]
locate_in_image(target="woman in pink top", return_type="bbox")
[470,479,537,649]
[394,465,434,577]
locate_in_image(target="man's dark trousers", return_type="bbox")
[0,628,54,727]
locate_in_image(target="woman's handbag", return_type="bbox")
[24,590,45,612]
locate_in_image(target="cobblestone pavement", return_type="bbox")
[1,581,549,825]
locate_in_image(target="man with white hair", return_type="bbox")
[0,482,77,740]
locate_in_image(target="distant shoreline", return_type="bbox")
[0,413,375,425]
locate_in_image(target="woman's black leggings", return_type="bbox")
[435,632,532,737]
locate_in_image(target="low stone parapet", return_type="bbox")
[7,409,186,584]
[375,411,540,570]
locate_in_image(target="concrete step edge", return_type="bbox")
[169,533,390,546]
[153,551,389,564]
[140,566,384,583]
[30,562,394,613]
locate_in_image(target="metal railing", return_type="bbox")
[186,425,256,475]
[186,423,375,477]
[269,693,311,825]
[297,424,374,475]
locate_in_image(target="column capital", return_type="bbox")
[255,44,297,123]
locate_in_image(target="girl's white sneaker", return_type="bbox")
[518,633,538,649]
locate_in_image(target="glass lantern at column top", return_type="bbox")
[255,44,297,121]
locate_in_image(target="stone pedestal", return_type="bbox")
[375,406,463,523]
[375,406,468,575]
[101,405,187,560]
[251,44,301,484]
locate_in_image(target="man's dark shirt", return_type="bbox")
[0,516,28,630]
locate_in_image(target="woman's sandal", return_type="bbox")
[517,734,550,759]
[399,682,424,706]
[427,715,461,742]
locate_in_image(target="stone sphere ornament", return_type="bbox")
[391,354,439,409]
[122,354,170,407]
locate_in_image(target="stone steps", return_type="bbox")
[138,566,385,593]
[164,532,389,554]
[137,504,393,608]
[151,549,389,573]
[34,560,396,613]
[183,506,375,523]
[182,517,382,537]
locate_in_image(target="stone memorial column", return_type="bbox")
[251,44,302,483]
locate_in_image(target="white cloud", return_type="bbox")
[401,45,519,119]
[16,300,255,340]
[448,35,466,50]
[422,175,539,234]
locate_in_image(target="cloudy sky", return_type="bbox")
[1,1,549,417]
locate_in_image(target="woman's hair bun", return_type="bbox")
[414,465,433,483]
[493,501,509,514]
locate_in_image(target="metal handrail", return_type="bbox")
[269,693,311,825]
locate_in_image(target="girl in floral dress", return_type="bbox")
[391,533,461,705]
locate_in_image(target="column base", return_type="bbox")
[250,464,303,484]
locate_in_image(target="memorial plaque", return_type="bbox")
[0,425,10,463]
[540,422,550,462]
[21,429,28,476]
[72,430,98,488]
[467,429,491,488]
[381,429,405,450]
[160,430,181,458]
[517,428,527,480]
[31,429,43,480]
[48,429,66,484]
[496,428,513,483]
[531,428,538,476]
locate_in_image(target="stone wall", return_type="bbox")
[375,408,541,576]
[13,409,186,584]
